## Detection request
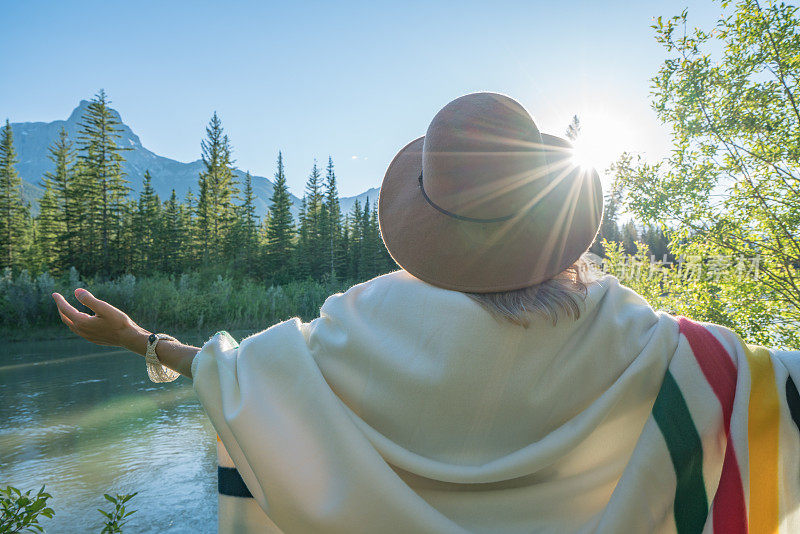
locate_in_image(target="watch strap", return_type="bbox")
[145,333,181,383]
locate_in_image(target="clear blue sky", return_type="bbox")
[1,0,723,197]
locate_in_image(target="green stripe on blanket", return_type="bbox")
[652,371,708,533]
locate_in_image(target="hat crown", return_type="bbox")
[422,93,551,220]
[377,91,603,292]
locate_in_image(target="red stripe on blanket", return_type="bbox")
[678,317,748,534]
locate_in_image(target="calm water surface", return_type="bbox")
[1,332,254,533]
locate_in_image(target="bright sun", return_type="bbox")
[571,137,600,170]
[567,111,636,175]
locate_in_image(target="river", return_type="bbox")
[1,331,255,533]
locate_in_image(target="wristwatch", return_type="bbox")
[145,332,181,383]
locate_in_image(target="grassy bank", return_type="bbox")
[1,267,357,341]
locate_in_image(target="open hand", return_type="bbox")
[52,289,145,348]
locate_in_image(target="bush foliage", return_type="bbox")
[0,266,354,336]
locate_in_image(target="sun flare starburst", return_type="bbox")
[570,139,599,171]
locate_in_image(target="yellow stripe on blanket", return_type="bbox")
[746,344,780,534]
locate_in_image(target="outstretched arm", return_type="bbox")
[52,288,200,379]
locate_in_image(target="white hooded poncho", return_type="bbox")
[192,271,800,533]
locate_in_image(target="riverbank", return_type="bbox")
[3,325,261,344]
[1,268,359,344]
[3,327,265,367]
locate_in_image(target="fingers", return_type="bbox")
[74,288,115,316]
[57,309,78,334]
[57,308,74,327]
[52,295,80,335]
[52,292,92,325]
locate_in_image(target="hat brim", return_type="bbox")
[378,134,603,293]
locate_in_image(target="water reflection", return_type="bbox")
[1,332,252,533]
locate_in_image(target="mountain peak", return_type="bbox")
[66,100,92,123]
[67,99,126,126]
[65,100,140,149]
[12,99,377,219]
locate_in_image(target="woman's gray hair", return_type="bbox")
[466,254,598,327]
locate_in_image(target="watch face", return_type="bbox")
[148,333,156,344]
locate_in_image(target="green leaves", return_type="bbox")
[98,492,138,534]
[1,485,140,534]
[0,485,54,533]
[614,0,800,348]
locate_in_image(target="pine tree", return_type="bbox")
[196,112,238,264]
[0,119,30,270]
[256,216,270,276]
[565,115,581,141]
[76,89,131,276]
[264,152,295,280]
[45,128,79,270]
[621,221,639,255]
[346,199,363,279]
[358,199,381,278]
[160,189,183,273]
[233,171,259,275]
[298,161,324,277]
[641,224,671,261]
[67,161,92,273]
[118,198,138,273]
[181,187,197,269]
[377,207,395,272]
[35,171,64,271]
[308,161,324,275]
[295,196,310,278]
[135,170,161,273]
[322,156,343,279]
[360,198,393,278]
[340,214,351,278]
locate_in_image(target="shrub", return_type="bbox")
[0,268,354,338]
[0,485,54,533]
[98,493,137,534]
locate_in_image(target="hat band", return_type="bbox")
[418,172,516,223]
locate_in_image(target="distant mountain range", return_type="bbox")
[9,100,380,218]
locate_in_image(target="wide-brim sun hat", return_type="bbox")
[378,92,603,293]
